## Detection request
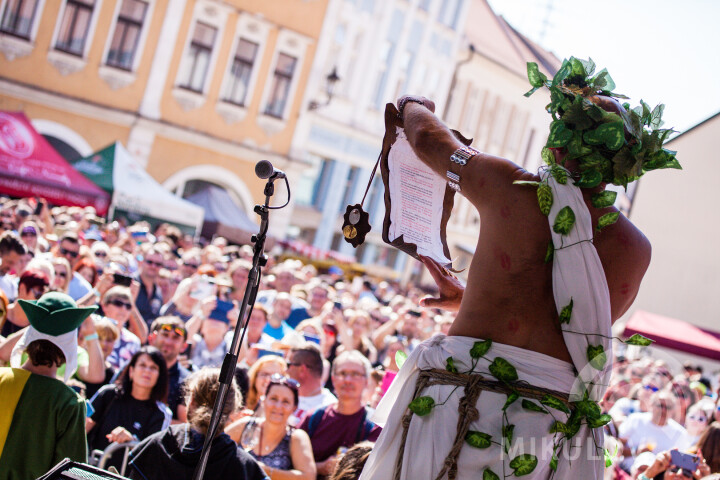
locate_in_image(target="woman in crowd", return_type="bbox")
[99,286,142,370]
[697,422,720,473]
[87,346,171,468]
[19,221,41,252]
[51,257,72,294]
[686,401,714,446]
[244,355,288,414]
[336,310,377,364]
[83,316,120,398]
[74,257,98,287]
[226,374,316,479]
[127,368,267,480]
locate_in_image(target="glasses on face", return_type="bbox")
[108,298,132,310]
[145,259,163,268]
[334,370,365,380]
[55,270,67,278]
[31,287,47,299]
[286,362,304,368]
[688,415,707,423]
[21,231,36,237]
[643,385,659,392]
[94,252,108,258]
[59,247,78,258]
[269,373,300,390]
[184,263,200,269]
[158,323,186,338]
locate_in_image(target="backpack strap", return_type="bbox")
[307,405,329,438]
[355,407,376,443]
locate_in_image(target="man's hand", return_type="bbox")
[78,315,96,339]
[396,95,436,116]
[106,426,134,444]
[418,255,464,312]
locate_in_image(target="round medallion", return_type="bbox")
[349,208,361,224]
[343,225,357,239]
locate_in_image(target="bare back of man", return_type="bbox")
[402,98,651,363]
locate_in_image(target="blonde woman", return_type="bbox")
[244,355,288,413]
[51,257,72,293]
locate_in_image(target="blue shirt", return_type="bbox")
[263,322,294,340]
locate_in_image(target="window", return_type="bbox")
[222,38,258,106]
[0,0,39,38]
[55,0,96,56]
[178,22,217,92]
[264,53,296,118]
[437,0,462,29]
[106,0,147,70]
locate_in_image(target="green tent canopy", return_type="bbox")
[71,142,204,234]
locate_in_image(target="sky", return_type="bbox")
[485,0,720,133]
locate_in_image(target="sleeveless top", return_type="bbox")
[249,426,293,471]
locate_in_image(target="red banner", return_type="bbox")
[0,111,110,214]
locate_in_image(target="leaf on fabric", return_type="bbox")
[591,190,617,209]
[537,184,553,216]
[549,420,569,434]
[483,468,500,480]
[544,241,554,264]
[589,414,613,429]
[445,356,459,374]
[558,299,573,324]
[503,424,515,453]
[541,394,571,414]
[587,344,607,370]
[509,454,538,476]
[513,180,541,187]
[550,454,558,471]
[550,165,568,184]
[470,339,492,358]
[503,391,520,411]
[553,206,576,235]
[465,430,493,449]
[395,350,407,369]
[489,357,519,383]
[596,212,620,231]
[408,396,435,416]
[575,399,601,420]
[521,399,548,414]
[624,333,654,347]
[541,147,555,166]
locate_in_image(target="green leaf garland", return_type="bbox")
[624,333,654,347]
[587,344,607,370]
[540,394,571,414]
[537,184,553,215]
[509,454,538,476]
[465,431,493,449]
[596,212,620,231]
[591,190,617,208]
[489,357,519,383]
[553,206,576,234]
[483,469,500,480]
[408,396,435,416]
[558,299,573,324]
[470,339,492,358]
[521,399,548,414]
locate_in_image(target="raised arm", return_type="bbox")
[399,96,524,209]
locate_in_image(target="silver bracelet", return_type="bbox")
[447,146,480,192]
[397,96,427,119]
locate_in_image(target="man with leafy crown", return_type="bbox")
[360,57,679,480]
[0,291,97,479]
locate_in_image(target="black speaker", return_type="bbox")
[37,459,131,480]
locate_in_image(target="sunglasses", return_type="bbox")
[21,231,37,237]
[145,260,164,268]
[55,271,67,278]
[643,385,659,392]
[94,252,108,258]
[269,373,300,390]
[184,263,200,269]
[31,287,47,299]
[108,298,132,310]
[59,247,78,258]
[158,323,186,338]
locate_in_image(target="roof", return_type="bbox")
[623,310,720,361]
[464,0,562,79]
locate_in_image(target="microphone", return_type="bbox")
[255,160,286,179]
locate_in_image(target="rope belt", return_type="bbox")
[393,368,573,480]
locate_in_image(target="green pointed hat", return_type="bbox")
[18,292,97,336]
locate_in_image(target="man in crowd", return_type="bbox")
[136,247,165,328]
[149,316,190,422]
[0,231,27,301]
[0,269,50,337]
[300,351,381,478]
[360,57,678,478]
[265,293,295,340]
[288,343,336,426]
[56,232,92,300]
[619,391,692,471]
[0,292,96,478]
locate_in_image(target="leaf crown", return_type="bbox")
[525,57,681,188]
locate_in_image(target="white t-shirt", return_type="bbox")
[289,388,337,427]
[0,273,17,302]
[619,412,692,470]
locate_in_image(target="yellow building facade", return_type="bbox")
[0,0,330,236]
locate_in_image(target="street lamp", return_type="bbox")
[309,67,341,110]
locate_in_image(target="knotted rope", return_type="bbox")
[393,368,572,480]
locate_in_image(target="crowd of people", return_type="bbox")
[0,195,719,480]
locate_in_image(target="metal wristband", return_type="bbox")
[447,146,480,192]
[397,96,427,119]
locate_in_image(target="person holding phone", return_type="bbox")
[186,299,232,368]
[100,286,142,371]
[638,449,710,479]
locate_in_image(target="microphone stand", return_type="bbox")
[192,176,284,480]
